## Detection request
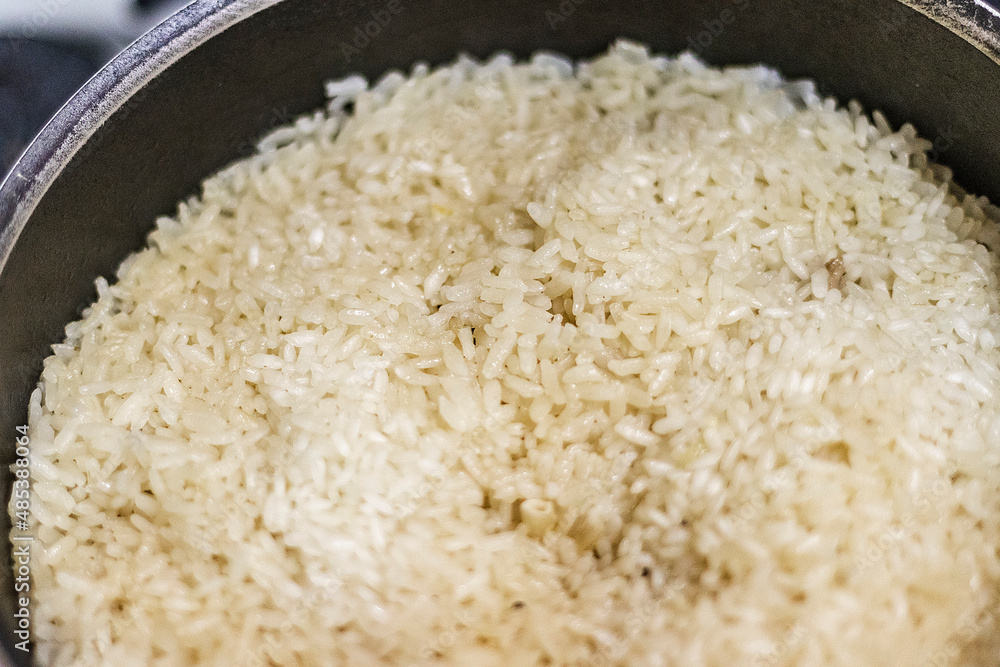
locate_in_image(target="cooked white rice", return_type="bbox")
[17,41,1000,666]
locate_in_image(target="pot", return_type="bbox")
[0,0,998,663]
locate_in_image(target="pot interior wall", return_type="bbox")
[0,0,997,663]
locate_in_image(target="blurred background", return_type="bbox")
[0,0,998,179]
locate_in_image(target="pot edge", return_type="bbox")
[0,0,271,278]
[2,0,998,282]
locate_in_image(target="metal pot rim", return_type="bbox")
[0,0,992,333]
[0,0,264,276]
[1,0,998,278]
[0,0,997,663]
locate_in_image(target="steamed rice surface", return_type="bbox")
[20,42,1000,666]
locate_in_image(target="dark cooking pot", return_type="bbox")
[0,0,998,663]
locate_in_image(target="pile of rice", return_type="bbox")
[19,41,1000,666]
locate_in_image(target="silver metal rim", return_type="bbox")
[0,0,273,276]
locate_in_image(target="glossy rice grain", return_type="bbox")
[18,42,1000,666]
